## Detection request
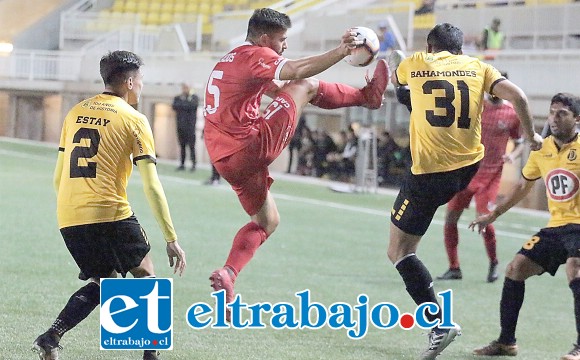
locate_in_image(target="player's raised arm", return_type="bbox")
[279,29,360,80]
[491,80,543,150]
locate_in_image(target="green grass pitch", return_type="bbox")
[0,137,573,360]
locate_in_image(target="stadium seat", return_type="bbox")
[112,0,125,13]
[212,3,225,14]
[124,1,138,13]
[198,3,211,14]
[173,2,186,13]
[149,2,162,12]
[159,12,173,25]
[414,13,436,29]
[161,2,174,13]
[145,12,161,25]
[185,2,198,13]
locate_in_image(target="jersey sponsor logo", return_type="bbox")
[568,149,577,161]
[545,168,580,201]
[100,278,173,350]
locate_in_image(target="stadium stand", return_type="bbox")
[0,0,579,187]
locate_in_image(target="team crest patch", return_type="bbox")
[568,149,577,161]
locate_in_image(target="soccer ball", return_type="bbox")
[344,26,380,67]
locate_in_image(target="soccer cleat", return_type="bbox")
[473,340,518,356]
[209,267,235,322]
[32,332,62,360]
[360,59,389,109]
[420,325,462,359]
[562,344,580,360]
[143,350,160,360]
[387,50,406,76]
[436,268,463,280]
[487,261,499,283]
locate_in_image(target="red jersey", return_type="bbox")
[203,42,288,162]
[479,99,521,172]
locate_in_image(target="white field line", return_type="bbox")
[0,143,545,240]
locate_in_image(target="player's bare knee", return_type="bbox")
[130,266,155,278]
[264,214,280,235]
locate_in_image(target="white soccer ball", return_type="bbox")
[344,26,380,67]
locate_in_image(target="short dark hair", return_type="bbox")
[99,50,143,86]
[246,8,291,39]
[551,92,580,117]
[427,23,463,55]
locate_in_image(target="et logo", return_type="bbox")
[100,278,173,350]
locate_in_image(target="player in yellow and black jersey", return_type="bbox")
[32,51,186,360]
[386,23,543,359]
[472,93,580,359]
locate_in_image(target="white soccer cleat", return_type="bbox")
[420,324,462,360]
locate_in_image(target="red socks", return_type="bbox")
[310,80,364,109]
[445,222,498,269]
[483,224,498,264]
[444,223,460,269]
[225,222,268,277]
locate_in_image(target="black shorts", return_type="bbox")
[518,224,580,276]
[391,162,479,236]
[60,215,151,279]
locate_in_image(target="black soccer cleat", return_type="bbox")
[436,268,462,280]
[487,262,499,283]
[32,331,62,360]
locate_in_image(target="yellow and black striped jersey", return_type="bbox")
[396,51,504,174]
[56,93,156,228]
[522,135,580,228]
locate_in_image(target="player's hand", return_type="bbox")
[339,29,362,56]
[469,212,497,234]
[166,241,186,276]
[502,153,514,164]
[527,132,543,151]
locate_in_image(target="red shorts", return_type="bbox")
[446,168,502,214]
[214,93,297,215]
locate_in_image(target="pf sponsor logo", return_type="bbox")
[545,168,580,201]
[100,278,173,350]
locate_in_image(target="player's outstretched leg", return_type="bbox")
[420,324,462,360]
[32,331,61,360]
[360,59,389,109]
[309,59,388,110]
[209,267,236,322]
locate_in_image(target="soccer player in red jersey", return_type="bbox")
[203,8,388,321]
[437,89,524,283]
